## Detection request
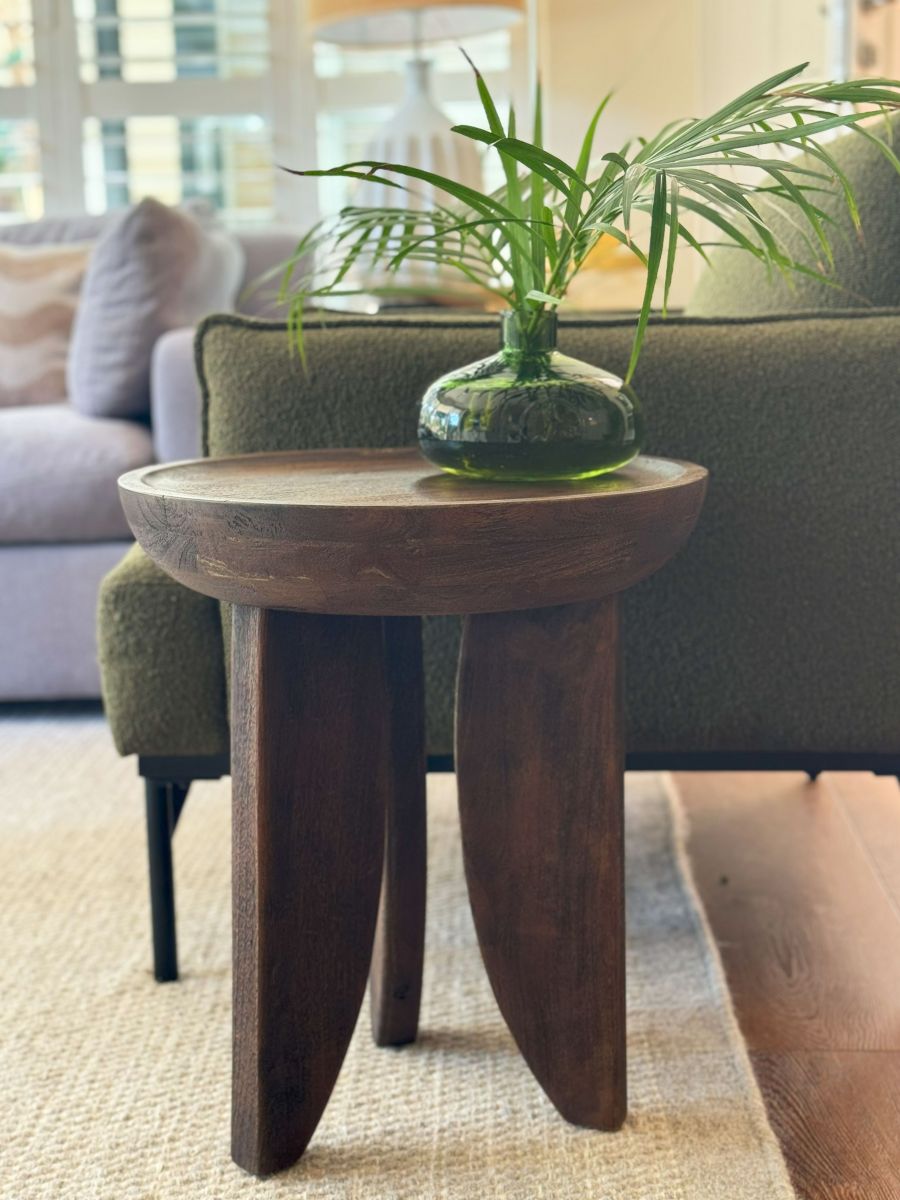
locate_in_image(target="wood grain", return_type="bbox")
[750,1050,900,1200]
[125,446,708,1176]
[676,771,900,1200]
[456,598,626,1129]
[676,771,900,1052]
[369,616,427,1048]
[230,606,387,1176]
[823,772,900,916]
[118,448,707,616]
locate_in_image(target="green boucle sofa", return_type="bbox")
[98,120,900,981]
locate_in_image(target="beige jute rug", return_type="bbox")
[0,713,795,1200]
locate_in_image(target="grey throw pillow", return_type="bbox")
[68,198,244,419]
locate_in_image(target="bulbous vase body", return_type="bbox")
[417,311,643,482]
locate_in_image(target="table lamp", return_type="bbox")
[308,0,525,210]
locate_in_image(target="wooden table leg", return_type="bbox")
[231,606,388,1176]
[455,597,626,1131]
[370,617,427,1048]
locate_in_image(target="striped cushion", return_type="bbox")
[0,242,92,407]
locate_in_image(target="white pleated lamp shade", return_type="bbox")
[309,0,524,47]
[353,59,484,298]
[311,0,523,302]
[357,60,482,205]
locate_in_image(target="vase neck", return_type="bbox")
[502,310,558,355]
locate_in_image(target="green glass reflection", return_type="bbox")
[418,311,644,482]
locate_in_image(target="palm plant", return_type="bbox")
[280,60,900,380]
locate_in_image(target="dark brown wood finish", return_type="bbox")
[456,598,626,1129]
[118,448,707,616]
[675,771,900,1200]
[120,447,708,1176]
[369,616,427,1048]
[231,606,387,1176]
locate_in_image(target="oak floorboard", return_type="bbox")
[675,771,900,1052]
[674,771,900,1200]
[750,1050,900,1200]
[824,772,900,918]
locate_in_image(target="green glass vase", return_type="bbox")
[417,310,643,482]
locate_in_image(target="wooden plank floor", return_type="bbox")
[674,771,900,1200]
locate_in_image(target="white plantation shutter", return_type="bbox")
[0,0,309,223]
[76,0,276,221]
[0,0,41,220]
[0,0,523,224]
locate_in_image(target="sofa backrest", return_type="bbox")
[234,230,303,318]
[195,308,900,757]
[0,213,110,246]
[687,113,900,317]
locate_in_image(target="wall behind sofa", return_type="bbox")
[532,0,835,310]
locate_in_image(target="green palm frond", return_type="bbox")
[281,60,900,378]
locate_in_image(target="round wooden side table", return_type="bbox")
[119,447,708,1177]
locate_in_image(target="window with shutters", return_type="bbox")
[0,0,526,225]
[0,0,41,220]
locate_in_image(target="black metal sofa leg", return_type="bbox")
[145,779,177,982]
[144,779,189,982]
[138,754,227,984]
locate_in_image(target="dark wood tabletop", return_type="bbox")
[119,447,708,616]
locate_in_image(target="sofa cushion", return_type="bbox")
[687,114,900,317]
[0,404,154,543]
[0,241,92,408]
[68,198,244,420]
[0,541,128,699]
[98,543,229,757]
[0,212,110,247]
[235,229,304,317]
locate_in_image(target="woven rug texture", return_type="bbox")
[0,713,796,1199]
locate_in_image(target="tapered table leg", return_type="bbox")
[370,617,427,1047]
[455,597,626,1130]
[231,606,388,1177]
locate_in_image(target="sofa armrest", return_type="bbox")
[98,543,228,758]
[150,327,204,462]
